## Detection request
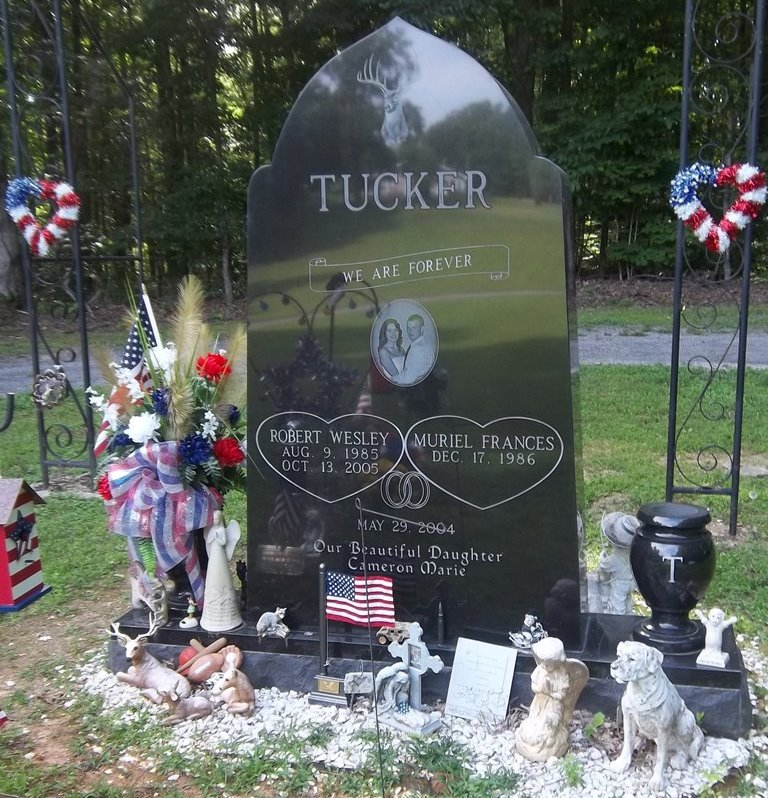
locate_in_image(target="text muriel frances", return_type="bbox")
[309,170,491,212]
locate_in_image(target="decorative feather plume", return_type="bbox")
[167,372,194,440]
[93,346,116,387]
[216,323,247,408]
[171,275,205,378]
[193,322,211,366]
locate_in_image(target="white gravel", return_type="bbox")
[74,638,768,798]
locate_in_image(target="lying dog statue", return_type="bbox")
[610,640,704,791]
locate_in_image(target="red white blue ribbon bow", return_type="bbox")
[106,441,219,605]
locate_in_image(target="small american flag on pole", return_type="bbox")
[93,290,160,457]
[0,708,7,728]
[325,571,395,626]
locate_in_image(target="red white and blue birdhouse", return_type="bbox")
[0,479,51,611]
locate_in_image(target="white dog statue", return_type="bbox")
[610,641,704,791]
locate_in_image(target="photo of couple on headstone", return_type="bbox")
[372,300,438,387]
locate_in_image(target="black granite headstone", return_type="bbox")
[247,17,582,650]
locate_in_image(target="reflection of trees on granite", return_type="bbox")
[399,367,448,419]
[257,333,357,416]
[272,28,418,182]
[418,102,531,196]
[246,18,582,641]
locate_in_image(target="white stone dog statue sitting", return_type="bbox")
[610,640,704,791]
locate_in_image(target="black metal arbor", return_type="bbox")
[1,0,143,485]
[666,0,766,534]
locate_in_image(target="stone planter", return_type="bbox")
[630,501,715,655]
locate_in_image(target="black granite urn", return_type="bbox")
[630,501,715,654]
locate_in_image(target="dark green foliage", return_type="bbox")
[1,0,765,297]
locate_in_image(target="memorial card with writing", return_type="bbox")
[247,17,583,650]
[445,637,518,723]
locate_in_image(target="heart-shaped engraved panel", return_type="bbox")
[404,415,564,510]
[255,412,404,504]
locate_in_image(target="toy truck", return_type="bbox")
[376,622,411,646]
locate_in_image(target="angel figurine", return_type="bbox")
[515,637,589,761]
[200,510,243,632]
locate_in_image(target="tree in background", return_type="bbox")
[1,0,765,304]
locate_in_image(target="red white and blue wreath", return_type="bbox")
[4,177,80,257]
[669,162,766,254]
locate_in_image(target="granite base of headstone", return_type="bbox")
[107,607,752,739]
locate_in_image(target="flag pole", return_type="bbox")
[140,282,163,348]
[318,562,328,676]
[307,563,346,706]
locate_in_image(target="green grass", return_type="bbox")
[578,364,768,638]
[1,314,768,795]
[577,303,768,331]
[0,394,54,482]
[0,724,160,798]
[2,363,767,626]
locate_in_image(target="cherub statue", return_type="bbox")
[516,637,589,761]
[695,607,737,668]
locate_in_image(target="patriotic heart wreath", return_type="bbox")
[669,162,766,254]
[4,177,80,257]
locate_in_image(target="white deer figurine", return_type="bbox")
[158,689,213,726]
[357,56,408,147]
[211,666,255,715]
[107,613,192,704]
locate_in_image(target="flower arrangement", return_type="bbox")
[88,276,247,499]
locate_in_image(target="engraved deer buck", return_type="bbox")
[357,56,409,147]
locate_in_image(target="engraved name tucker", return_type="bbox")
[309,170,491,212]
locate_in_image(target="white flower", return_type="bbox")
[200,409,220,440]
[111,364,144,401]
[148,343,177,382]
[86,387,106,411]
[103,404,121,431]
[126,412,161,444]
